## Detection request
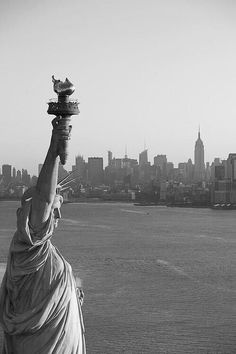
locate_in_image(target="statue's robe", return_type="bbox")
[0,199,86,354]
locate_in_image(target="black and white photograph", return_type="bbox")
[1,0,236,353]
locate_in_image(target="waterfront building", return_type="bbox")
[2,164,11,186]
[186,159,194,183]
[72,155,86,181]
[160,182,167,201]
[104,155,138,188]
[139,149,148,166]
[166,162,174,181]
[21,169,31,186]
[211,155,236,204]
[16,170,22,182]
[194,130,205,182]
[138,162,152,184]
[12,167,16,180]
[226,154,236,180]
[210,158,221,182]
[154,155,167,180]
[88,157,104,186]
[108,151,112,166]
[205,162,211,182]
[226,153,236,203]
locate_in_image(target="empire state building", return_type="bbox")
[194,130,205,182]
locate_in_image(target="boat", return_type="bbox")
[211,203,236,210]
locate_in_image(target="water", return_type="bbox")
[1,201,236,353]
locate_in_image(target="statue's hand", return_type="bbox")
[50,116,72,157]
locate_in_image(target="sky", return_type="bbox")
[1,0,236,175]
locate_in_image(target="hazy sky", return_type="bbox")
[1,0,236,175]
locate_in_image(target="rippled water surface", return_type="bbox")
[1,201,236,353]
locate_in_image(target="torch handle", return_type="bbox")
[57,116,71,165]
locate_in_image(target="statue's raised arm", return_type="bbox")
[30,76,79,229]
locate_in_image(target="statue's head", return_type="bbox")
[21,187,63,228]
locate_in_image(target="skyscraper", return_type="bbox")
[139,149,148,166]
[88,157,104,186]
[74,155,86,179]
[108,151,113,166]
[154,155,167,179]
[2,164,11,186]
[194,129,205,182]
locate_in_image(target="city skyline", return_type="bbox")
[1,1,236,175]
[0,129,231,177]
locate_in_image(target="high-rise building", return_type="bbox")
[73,155,86,180]
[16,170,22,182]
[166,162,174,180]
[186,159,194,183]
[2,164,11,186]
[108,151,113,166]
[226,153,236,203]
[226,153,236,181]
[178,162,188,183]
[88,157,104,186]
[210,158,221,181]
[194,130,205,182]
[22,169,31,186]
[205,162,211,182]
[154,155,167,179]
[139,149,148,166]
[12,167,16,180]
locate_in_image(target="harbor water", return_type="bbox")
[1,201,236,353]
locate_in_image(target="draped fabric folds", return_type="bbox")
[0,200,86,353]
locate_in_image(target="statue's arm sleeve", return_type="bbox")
[29,129,60,229]
[16,197,54,245]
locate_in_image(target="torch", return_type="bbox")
[47,76,79,165]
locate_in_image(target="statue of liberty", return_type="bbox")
[0,78,86,353]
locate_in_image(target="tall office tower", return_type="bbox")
[154,155,167,169]
[219,153,236,203]
[154,155,167,179]
[226,154,236,181]
[22,169,31,186]
[2,164,12,186]
[178,162,188,183]
[210,158,221,181]
[12,167,16,180]
[166,162,174,180]
[194,130,205,182]
[88,157,104,186]
[205,162,211,182]
[108,151,113,166]
[16,170,22,182]
[139,149,148,166]
[186,158,194,183]
[73,155,86,180]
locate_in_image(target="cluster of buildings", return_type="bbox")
[0,165,37,198]
[1,130,236,206]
